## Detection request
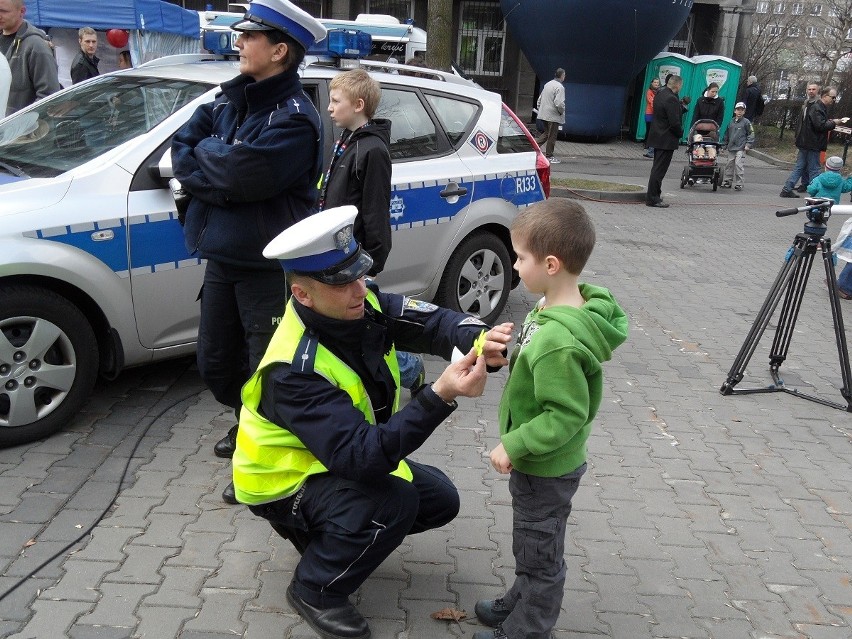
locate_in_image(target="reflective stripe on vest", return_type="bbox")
[233,290,411,505]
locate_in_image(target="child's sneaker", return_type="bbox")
[734,185,743,190]
[473,626,508,639]
[475,598,511,627]
[721,181,732,188]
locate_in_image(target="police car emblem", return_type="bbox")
[469,130,494,156]
[390,194,405,221]
[335,224,354,254]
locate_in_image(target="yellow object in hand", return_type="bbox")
[473,330,487,357]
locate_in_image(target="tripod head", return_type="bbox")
[777,197,833,236]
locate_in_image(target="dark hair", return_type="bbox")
[820,87,834,97]
[511,198,595,275]
[707,82,719,91]
[264,30,306,69]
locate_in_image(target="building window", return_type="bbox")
[810,3,822,15]
[769,24,783,36]
[367,0,414,21]
[806,25,818,37]
[847,27,852,40]
[757,1,769,12]
[291,0,323,16]
[787,25,799,36]
[829,5,839,16]
[773,1,785,13]
[457,1,505,77]
[792,2,804,14]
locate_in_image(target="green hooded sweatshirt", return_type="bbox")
[499,283,628,477]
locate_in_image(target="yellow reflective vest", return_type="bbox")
[233,291,413,505]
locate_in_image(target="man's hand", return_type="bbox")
[432,348,487,402]
[482,322,514,368]
[489,442,512,474]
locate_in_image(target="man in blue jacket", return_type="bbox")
[171,0,326,504]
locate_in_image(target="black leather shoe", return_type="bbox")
[222,481,238,505]
[779,190,799,198]
[214,424,238,458]
[646,200,670,208]
[286,585,370,639]
[795,184,808,193]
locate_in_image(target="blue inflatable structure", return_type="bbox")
[500,0,693,137]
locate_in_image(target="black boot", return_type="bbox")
[214,424,238,458]
[222,481,238,505]
[286,585,370,639]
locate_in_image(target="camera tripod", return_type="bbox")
[720,199,852,411]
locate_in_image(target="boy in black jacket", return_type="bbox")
[319,68,392,274]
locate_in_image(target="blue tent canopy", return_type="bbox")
[26,0,200,38]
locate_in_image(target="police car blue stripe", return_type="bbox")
[26,213,200,276]
[389,170,543,229]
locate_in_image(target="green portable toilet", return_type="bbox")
[684,55,742,142]
[634,52,692,142]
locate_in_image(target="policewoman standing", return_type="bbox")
[233,206,514,639]
[171,0,326,504]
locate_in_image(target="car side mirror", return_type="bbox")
[156,148,174,179]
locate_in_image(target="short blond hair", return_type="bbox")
[78,26,96,40]
[329,69,381,119]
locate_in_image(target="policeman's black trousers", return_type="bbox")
[197,260,288,411]
[250,461,460,608]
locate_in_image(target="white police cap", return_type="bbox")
[263,205,374,285]
[232,0,327,52]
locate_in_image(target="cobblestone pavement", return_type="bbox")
[2,142,851,639]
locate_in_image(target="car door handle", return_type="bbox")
[440,183,468,199]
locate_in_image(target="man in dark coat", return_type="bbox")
[645,74,684,208]
[781,87,846,198]
[69,26,98,84]
[742,75,762,121]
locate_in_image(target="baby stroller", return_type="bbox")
[680,119,722,191]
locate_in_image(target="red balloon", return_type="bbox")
[106,29,129,48]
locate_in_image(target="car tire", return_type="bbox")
[435,232,512,325]
[0,285,98,447]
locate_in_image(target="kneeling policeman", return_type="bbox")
[232,205,514,639]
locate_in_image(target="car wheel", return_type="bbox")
[0,285,98,447]
[435,232,512,325]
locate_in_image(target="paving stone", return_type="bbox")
[182,588,253,636]
[76,582,158,626]
[0,576,54,622]
[67,624,134,639]
[134,604,197,638]
[42,559,121,603]
[103,544,176,584]
[0,491,67,524]
[132,513,196,548]
[162,531,232,569]
[6,599,94,638]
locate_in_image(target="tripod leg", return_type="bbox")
[766,236,818,382]
[821,239,852,409]
[721,235,808,393]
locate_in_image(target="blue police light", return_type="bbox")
[202,29,237,55]
[309,29,372,59]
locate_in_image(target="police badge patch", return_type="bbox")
[334,224,354,254]
[404,297,438,312]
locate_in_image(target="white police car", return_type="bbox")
[0,43,549,446]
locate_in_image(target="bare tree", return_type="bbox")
[741,7,802,94]
[802,1,852,87]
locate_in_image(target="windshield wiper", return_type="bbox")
[0,160,28,178]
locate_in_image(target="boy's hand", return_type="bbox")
[481,322,514,368]
[489,442,513,474]
[432,348,487,402]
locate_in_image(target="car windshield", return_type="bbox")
[0,75,212,179]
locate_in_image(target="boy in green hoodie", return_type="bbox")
[474,198,628,639]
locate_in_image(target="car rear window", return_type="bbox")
[424,93,479,146]
[0,76,212,179]
[496,105,536,154]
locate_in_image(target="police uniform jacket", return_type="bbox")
[795,99,835,152]
[646,86,684,151]
[320,119,393,275]
[250,282,487,494]
[172,67,322,269]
